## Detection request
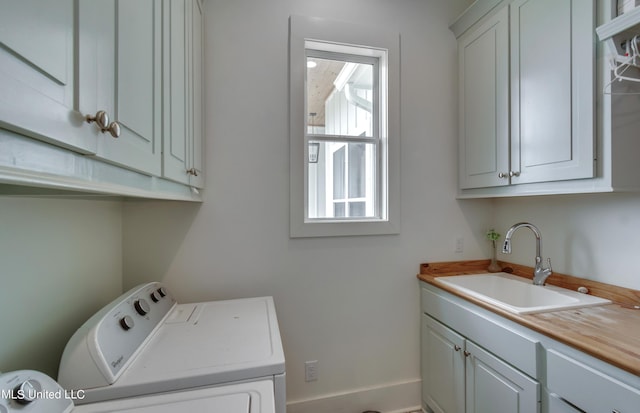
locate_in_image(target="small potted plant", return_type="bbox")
[486,229,502,272]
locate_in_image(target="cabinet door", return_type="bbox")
[458,7,509,189]
[189,0,205,188]
[465,341,539,413]
[510,0,594,184]
[163,0,205,188]
[422,315,465,413]
[163,0,190,185]
[0,0,96,154]
[79,0,162,176]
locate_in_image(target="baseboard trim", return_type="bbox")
[286,378,421,413]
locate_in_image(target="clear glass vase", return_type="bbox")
[487,247,502,272]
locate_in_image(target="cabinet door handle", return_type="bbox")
[85,111,120,138]
[509,170,521,177]
[498,172,509,179]
[106,121,121,138]
[463,351,471,357]
[454,345,461,351]
[187,168,198,177]
[85,110,110,130]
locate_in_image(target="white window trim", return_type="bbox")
[289,14,400,238]
[306,50,379,221]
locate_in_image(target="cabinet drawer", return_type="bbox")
[547,349,640,413]
[421,284,539,377]
[547,393,582,413]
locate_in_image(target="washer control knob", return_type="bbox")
[150,291,161,303]
[134,299,150,316]
[120,315,134,331]
[157,287,167,297]
[12,379,40,405]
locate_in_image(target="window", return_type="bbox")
[306,50,378,220]
[289,15,400,237]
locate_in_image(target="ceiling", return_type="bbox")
[306,58,345,128]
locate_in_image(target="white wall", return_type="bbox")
[6,1,640,407]
[0,196,122,377]
[122,0,493,410]
[493,193,640,290]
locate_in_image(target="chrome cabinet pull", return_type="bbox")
[106,121,121,138]
[187,168,198,177]
[85,111,120,138]
[454,345,461,351]
[86,110,110,130]
[499,171,521,179]
[463,350,471,357]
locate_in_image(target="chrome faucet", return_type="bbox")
[502,222,553,285]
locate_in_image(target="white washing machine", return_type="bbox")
[56,282,286,413]
[0,370,74,413]
[0,370,273,413]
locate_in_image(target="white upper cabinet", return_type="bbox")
[79,0,162,176]
[453,0,596,197]
[0,0,96,153]
[190,0,205,189]
[0,0,204,199]
[510,0,594,185]
[458,7,509,189]
[163,0,205,189]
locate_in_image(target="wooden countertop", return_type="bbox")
[418,260,640,377]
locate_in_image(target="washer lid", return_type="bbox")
[76,296,285,404]
[72,380,274,413]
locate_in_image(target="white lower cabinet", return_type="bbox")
[546,349,640,413]
[422,314,539,413]
[422,315,465,413]
[545,393,582,413]
[466,340,538,413]
[421,281,640,413]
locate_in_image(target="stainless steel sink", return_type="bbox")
[434,272,611,314]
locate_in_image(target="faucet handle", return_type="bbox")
[545,258,552,273]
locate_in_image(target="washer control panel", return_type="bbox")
[58,282,177,389]
[0,370,74,413]
[97,283,176,380]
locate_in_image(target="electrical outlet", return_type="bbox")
[455,237,464,254]
[305,360,318,382]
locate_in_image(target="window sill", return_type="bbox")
[290,219,399,238]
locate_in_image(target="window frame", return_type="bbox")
[289,14,400,238]
[305,49,381,221]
